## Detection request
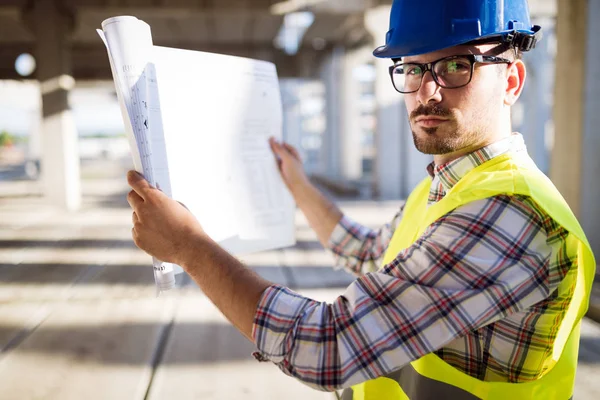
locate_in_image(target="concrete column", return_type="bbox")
[513,18,556,173]
[319,46,343,179]
[319,45,369,183]
[518,18,555,175]
[28,0,81,210]
[551,0,600,254]
[339,46,369,182]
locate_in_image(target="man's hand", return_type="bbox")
[268,137,343,248]
[269,137,310,193]
[126,171,207,265]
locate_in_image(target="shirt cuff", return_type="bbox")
[327,215,358,251]
[251,284,316,363]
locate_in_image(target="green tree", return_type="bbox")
[0,130,14,147]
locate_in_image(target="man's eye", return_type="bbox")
[406,66,423,76]
[444,61,469,74]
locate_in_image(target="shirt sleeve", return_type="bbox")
[252,195,562,391]
[327,205,405,276]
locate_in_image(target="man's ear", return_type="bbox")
[504,59,526,106]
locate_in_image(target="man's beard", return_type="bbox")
[410,104,478,155]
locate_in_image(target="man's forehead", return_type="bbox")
[401,44,498,63]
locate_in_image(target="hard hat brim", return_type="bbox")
[374,28,542,59]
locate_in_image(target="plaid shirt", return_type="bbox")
[252,134,576,391]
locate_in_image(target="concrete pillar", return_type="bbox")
[319,45,369,183]
[551,0,600,254]
[28,0,81,210]
[319,46,343,179]
[339,46,369,182]
[518,18,555,175]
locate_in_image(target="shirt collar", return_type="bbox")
[427,133,527,194]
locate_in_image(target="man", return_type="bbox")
[126,0,596,398]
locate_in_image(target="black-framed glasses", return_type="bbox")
[389,54,512,94]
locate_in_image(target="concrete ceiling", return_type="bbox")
[0,0,380,80]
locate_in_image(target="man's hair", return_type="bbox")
[481,42,523,75]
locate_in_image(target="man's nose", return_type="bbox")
[417,71,442,104]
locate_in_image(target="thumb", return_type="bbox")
[269,137,291,160]
[127,170,153,199]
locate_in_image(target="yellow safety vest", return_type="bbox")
[342,154,596,400]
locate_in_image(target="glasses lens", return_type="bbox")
[433,57,472,88]
[392,64,423,93]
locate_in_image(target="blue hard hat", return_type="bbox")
[374,0,542,58]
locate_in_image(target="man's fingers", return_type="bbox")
[127,170,152,199]
[127,189,144,210]
[132,211,139,225]
[268,137,282,155]
[283,143,301,160]
[269,137,297,161]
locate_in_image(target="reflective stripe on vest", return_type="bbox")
[343,154,596,400]
[341,363,480,400]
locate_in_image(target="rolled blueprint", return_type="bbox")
[98,16,176,294]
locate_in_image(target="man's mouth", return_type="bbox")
[414,116,448,128]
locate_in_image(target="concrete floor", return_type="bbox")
[0,157,599,399]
